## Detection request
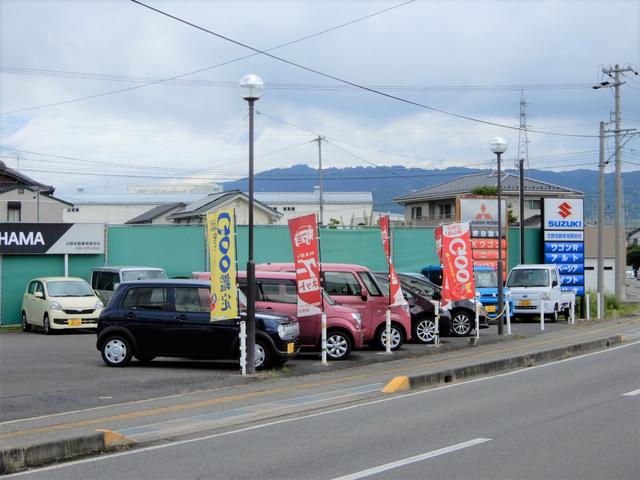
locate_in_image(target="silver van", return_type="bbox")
[91,266,167,304]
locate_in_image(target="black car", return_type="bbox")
[396,272,489,336]
[373,272,452,344]
[96,280,300,370]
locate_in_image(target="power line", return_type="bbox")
[0,0,415,116]
[130,0,600,139]
[0,66,595,92]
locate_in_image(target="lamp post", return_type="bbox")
[239,74,264,374]
[490,137,507,336]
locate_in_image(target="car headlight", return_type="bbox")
[351,312,362,329]
[541,292,551,301]
[49,301,62,310]
[278,323,299,340]
[95,300,104,310]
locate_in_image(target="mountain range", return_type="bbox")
[223,164,640,225]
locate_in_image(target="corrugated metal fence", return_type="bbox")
[1,225,542,325]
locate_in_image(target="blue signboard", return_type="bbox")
[542,198,585,298]
[544,242,584,253]
[544,253,584,264]
[557,264,584,274]
[562,286,585,296]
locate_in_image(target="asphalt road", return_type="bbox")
[0,321,571,422]
[9,339,639,479]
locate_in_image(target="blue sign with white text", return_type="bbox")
[544,242,584,253]
[544,253,584,264]
[557,264,584,274]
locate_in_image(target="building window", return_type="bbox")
[283,206,296,212]
[439,204,452,218]
[524,199,541,209]
[7,201,21,222]
[411,206,422,220]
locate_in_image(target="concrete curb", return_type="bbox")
[382,335,624,393]
[0,430,135,475]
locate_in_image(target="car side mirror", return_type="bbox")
[360,290,368,301]
[34,291,43,299]
[432,291,441,301]
[552,280,558,288]
[113,283,120,291]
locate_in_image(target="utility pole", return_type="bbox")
[597,121,605,315]
[516,91,529,264]
[595,64,638,300]
[315,136,325,225]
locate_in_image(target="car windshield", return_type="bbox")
[474,270,498,288]
[46,280,94,297]
[122,270,167,282]
[507,269,550,288]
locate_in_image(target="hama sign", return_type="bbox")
[0,223,104,255]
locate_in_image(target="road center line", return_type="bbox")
[622,388,640,396]
[330,438,492,480]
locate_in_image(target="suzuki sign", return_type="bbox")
[543,198,584,230]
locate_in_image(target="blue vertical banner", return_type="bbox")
[542,199,585,297]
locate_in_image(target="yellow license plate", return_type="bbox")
[519,300,532,307]
[486,305,496,313]
[68,319,82,326]
[287,342,294,354]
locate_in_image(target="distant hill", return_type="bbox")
[222,164,640,225]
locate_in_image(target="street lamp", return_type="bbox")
[490,137,507,336]
[239,74,264,374]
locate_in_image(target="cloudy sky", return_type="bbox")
[1,0,638,196]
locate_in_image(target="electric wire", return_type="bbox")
[130,0,600,139]
[0,0,415,116]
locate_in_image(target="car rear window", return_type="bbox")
[122,287,168,310]
[122,270,167,282]
[258,279,297,304]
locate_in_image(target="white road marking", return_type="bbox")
[622,388,640,397]
[5,340,638,478]
[330,438,491,480]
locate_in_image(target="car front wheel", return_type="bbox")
[413,317,437,344]
[450,310,472,336]
[254,338,273,371]
[21,312,31,332]
[326,330,352,360]
[43,314,53,335]
[101,336,132,367]
[376,323,404,351]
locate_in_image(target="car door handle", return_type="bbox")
[173,314,188,321]
[124,312,136,319]
[264,306,273,310]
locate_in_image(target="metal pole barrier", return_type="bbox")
[585,294,590,321]
[474,297,480,343]
[571,297,576,325]
[321,312,327,364]
[385,309,391,353]
[540,295,545,331]
[239,320,247,376]
[506,293,512,335]
[434,302,441,346]
[597,292,603,319]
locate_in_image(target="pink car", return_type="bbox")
[256,263,412,350]
[192,271,363,360]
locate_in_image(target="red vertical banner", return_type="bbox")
[288,214,322,317]
[380,216,406,307]
[441,222,476,303]
[435,225,443,261]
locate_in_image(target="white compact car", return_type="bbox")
[21,277,104,334]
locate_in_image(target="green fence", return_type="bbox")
[0,225,543,325]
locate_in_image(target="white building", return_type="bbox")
[255,188,374,226]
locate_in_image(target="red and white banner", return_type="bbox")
[380,216,406,307]
[435,225,443,261]
[288,214,322,317]
[441,222,475,302]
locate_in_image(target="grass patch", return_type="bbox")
[586,291,640,318]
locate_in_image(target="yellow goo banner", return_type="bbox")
[206,209,239,321]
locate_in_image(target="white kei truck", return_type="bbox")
[506,264,575,322]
